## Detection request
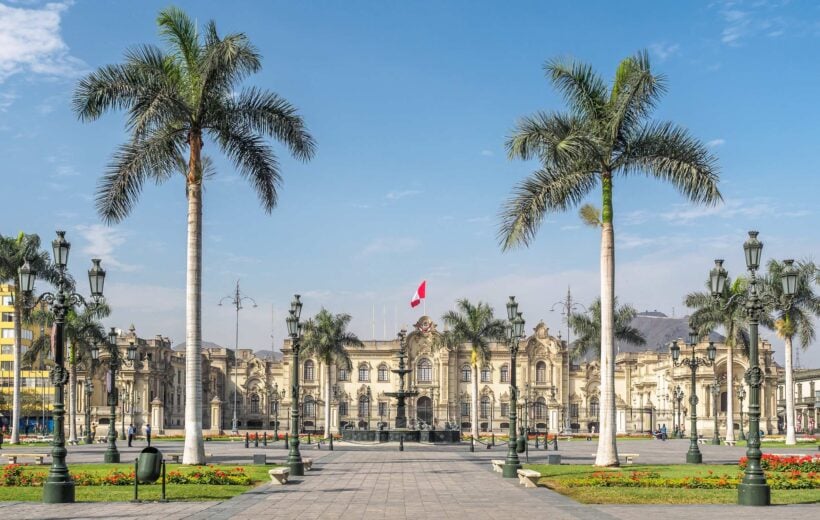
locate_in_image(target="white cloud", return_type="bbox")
[0,90,16,111]
[716,2,791,46]
[707,138,726,147]
[480,150,494,157]
[385,189,421,200]
[648,42,680,62]
[0,1,85,82]
[661,197,811,224]
[75,224,140,272]
[360,237,419,256]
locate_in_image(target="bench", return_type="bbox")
[517,469,540,488]
[303,458,313,471]
[724,440,736,447]
[491,459,505,473]
[558,436,572,441]
[166,452,213,463]
[4,453,49,465]
[697,439,708,445]
[268,467,289,485]
[621,453,639,465]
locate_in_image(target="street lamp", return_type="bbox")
[502,297,525,479]
[286,295,305,476]
[95,328,136,463]
[18,231,107,504]
[83,347,97,445]
[219,281,257,434]
[708,232,798,506]
[711,378,722,445]
[738,384,747,441]
[674,385,685,439]
[670,328,716,464]
[551,287,585,433]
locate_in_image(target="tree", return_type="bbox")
[0,233,56,444]
[568,298,645,361]
[73,7,315,464]
[300,309,363,438]
[442,299,506,439]
[498,51,721,465]
[762,260,820,445]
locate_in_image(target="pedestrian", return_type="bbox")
[91,422,97,442]
[145,423,152,447]
[127,424,135,447]
[661,424,668,441]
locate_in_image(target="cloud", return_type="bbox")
[385,189,421,200]
[75,224,140,272]
[661,197,811,224]
[706,138,726,147]
[715,2,791,46]
[0,1,86,82]
[0,91,16,111]
[648,42,680,62]
[361,237,419,256]
[480,150,494,157]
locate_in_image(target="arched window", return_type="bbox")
[480,366,491,383]
[304,395,315,418]
[500,364,509,383]
[461,365,471,382]
[304,360,315,381]
[359,364,370,382]
[536,361,547,384]
[480,396,491,419]
[338,366,349,381]
[378,364,389,382]
[358,396,370,417]
[535,397,546,420]
[250,393,260,414]
[417,359,432,383]
[589,397,599,418]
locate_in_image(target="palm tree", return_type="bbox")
[300,309,363,438]
[498,51,721,466]
[568,298,646,361]
[686,276,752,443]
[0,233,55,444]
[442,299,506,439]
[762,260,820,445]
[24,305,108,444]
[73,7,315,464]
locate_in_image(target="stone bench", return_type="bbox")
[697,439,708,445]
[557,436,572,441]
[724,440,736,447]
[166,452,212,463]
[268,467,289,485]
[303,458,313,471]
[4,453,48,465]
[517,469,540,488]
[592,453,639,464]
[491,459,505,473]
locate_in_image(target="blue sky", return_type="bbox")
[1,0,818,367]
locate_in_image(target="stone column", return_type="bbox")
[210,396,223,434]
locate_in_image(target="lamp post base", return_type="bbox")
[43,480,75,504]
[288,461,304,477]
[711,436,721,445]
[104,449,120,463]
[502,460,521,478]
[738,482,771,506]
[686,450,703,464]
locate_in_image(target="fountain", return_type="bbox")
[383,329,418,429]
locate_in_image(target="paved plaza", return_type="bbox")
[0,439,817,519]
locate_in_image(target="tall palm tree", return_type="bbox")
[0,233,56,444]
[300,309,363,438]
[498,51,721,465]
[25,305,108,444]
[442,299,506,439]
[686,276,751,443]
[73,7,315,464]
[762,260,820,445]
[568,298,645,361]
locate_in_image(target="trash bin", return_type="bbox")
[137,447,163,483]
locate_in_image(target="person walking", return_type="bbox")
[127,424,135,447]
[660,423,668,441]
[145,424,152,447]
[91,422,97,442]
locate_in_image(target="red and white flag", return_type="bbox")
[410,280,426,308]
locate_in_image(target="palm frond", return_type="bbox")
[544,57,608,121]
[157,6,202,83]
[505,111,597,166]
[578,203,601,228]
[608,50,667,143]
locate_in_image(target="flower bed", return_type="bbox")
[559,468,819,490]
[739,454,819,473]
[1,464,252,487]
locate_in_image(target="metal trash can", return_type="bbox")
[137,447,163,483]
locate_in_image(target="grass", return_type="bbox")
[0,463,276,502]
[525,463,820,505]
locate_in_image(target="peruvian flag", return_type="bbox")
[410,280,426,308]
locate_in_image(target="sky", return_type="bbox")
[1,0,818,368]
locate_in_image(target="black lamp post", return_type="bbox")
[93,328,136,463]
[711,379,721,445]
[674,385,684,439]
[738,384,747,441]
[18,231,107,504]
[219,281,257,434]
[83,351,96,445]
[502,297,525,479]
[670,329,716,464]
[286,295,304,476]
[708,232,798,506]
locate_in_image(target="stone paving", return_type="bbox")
[0,438,817,519]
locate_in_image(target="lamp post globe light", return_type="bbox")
[286,295,305,476]
[18,231,107,504]
[502,297,525,479]
[707,231,798,506]
[738,384,747,441]
[673,386,685,439]
[219,281,257,435]
[670,329,716,464]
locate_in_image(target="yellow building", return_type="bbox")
[0,284,53,434]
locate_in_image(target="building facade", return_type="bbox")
[776,368,819,434]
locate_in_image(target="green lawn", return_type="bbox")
[0,463,275,502]
[525,463,820,505]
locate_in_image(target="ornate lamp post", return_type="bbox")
[286,295,305,476]
[674,385,685,439]
[83,351,96,445]
[707,232,798,506]
[502,296,525,479]
[551,288,585,433]
[219,281,257,434]
[18,231,107,504]
[711,379,721,445]
[738,384,747,441]
[670,329,716,464]
[93,329,136,463]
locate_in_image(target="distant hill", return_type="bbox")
[172,341,282,361]
[173,340,224,352]
[616,311,725,354]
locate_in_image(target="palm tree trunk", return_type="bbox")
[784,336,796,445]
[471,362,479,439]
[183,149,206,464]
[68,341,78,444]
[595,174,618,467]
[325,363,332,438]
[10,297,22,444]
[724,344,734,442]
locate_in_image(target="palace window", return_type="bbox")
[359,365,370,382]
[570,403,579,419]
[338,366,349,381]
[378,402,387,417]
[250,393,260,414]
[460,401,470,417]
[500,402,509,417]
[589,397,599,418]
[339,401,349,417]
[535,397,546,420]
[480,366,491,383]
[461,365,471,382]
[500,364,509,383]
[378,364,389,382]
[304,396,315,418]
[358,396,370,417]
[536,361,546,384]
[480,396,491,419]
[417,359,432,383]
[303,360,315,381]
